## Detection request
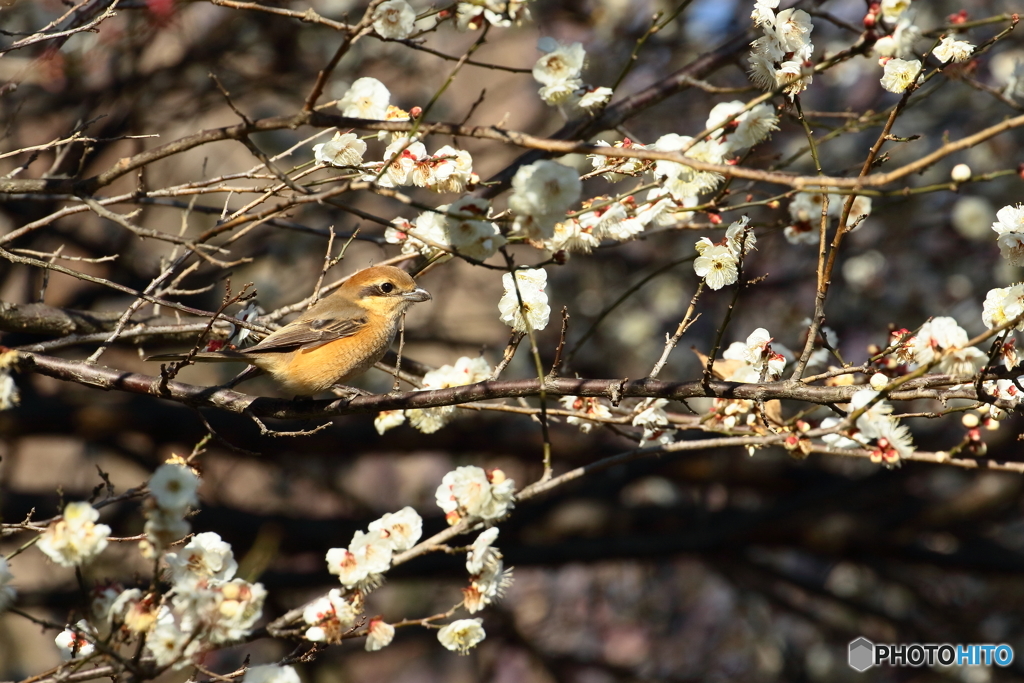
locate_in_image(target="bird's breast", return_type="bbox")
[269,314,400,395]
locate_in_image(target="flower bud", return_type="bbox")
[951,163,971,182]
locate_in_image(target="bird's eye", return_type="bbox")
[379,282,395,294]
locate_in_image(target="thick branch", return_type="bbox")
[3,109,1021,208]
[12,350,1002,421]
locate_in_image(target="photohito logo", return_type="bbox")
[848,637,1014,671]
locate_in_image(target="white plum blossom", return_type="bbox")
[731,103,779,151]
[547,218,600,254]
[841,389,915,465]
[144,506,191,554]
[751,0,778,27]
[509,161,582,239]
[911,317,986,376]
[499,268,550,333]
[435,465,515,523]
[632,399,669,430]
[314,131,367,167]
[372,0,416,39]
[873,15,920,59]
[874,417,915,461]
[388,212,444,260]
[589,139,649,182]
[405,356,492,434]
[573,86,613,112]
[338,77,391,119]
[734,328,771,365]
[168,576,266,645]
[365,618,396,651]
[632,399,676,447]
[332,529,394,586]
[993,204,1024,233]
[425,356,492,388]
[368,506,423,552]
[430,145,475,193]
[377,136,428,187]
[454,0,529,29]
[374,409,406,434]
[533,42,585,105]
[848,195,874,230]
[466,528,500,575]
[37,501,111,567]
[694,240,738,290]
[243,665,301,683]
[165,532,238,585]
[651,133,725,201]
[725,216,757,257]
[437,618,486,654]
[748,7,815,98]
[303,588,359,642]
[0,369,18,411]
[992,204,1024,265]
[983,284,1024,331]
[559,395,612,433]
[465,554,512,613]
[446,197,505,259]
[880,0,911,22]
[772,8,814,53]
[110,588,160,634]
[55,621,96,660]
[880,58,921,93]
[789,192,839,224]
[144,610,196,668]
[722,328,788,380]
[148,463,199,512]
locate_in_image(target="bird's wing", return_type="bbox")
[244,301,368,353]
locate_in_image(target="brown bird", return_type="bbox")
[148,265,430,395]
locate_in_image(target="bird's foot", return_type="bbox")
[330,384,373,400]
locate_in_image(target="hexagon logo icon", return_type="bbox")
[849,637,874,672]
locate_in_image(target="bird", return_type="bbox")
[148,265,431,395]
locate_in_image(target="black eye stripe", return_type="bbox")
[357,283,398,298]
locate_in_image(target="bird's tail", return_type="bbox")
[146,350,254,363]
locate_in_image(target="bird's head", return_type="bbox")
[343,265,431,316]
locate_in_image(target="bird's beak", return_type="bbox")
[403,287,431,303]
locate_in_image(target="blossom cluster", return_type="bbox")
[37,501,111,568]
[325,506,423,592]
[531,40,612,112]
[454,0,530,31]
[54,532,266,668]
[784,193,872,245]
[509,160,582,240]
[323,78,475,192]
[375,356,493,435]
[463,527,513,613]
[704,328,793,431]
[387,197,505,261]
[303,468,514,654]
[871,0,974,93]
[821,389,914,465]
[748,0,815,97]
[693,216,757,290]
[143,461,200,555]
[559,395,612,434]
[436,465,516,524]
[143,533,266,667]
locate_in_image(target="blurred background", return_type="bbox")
[3,0,1024,680]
